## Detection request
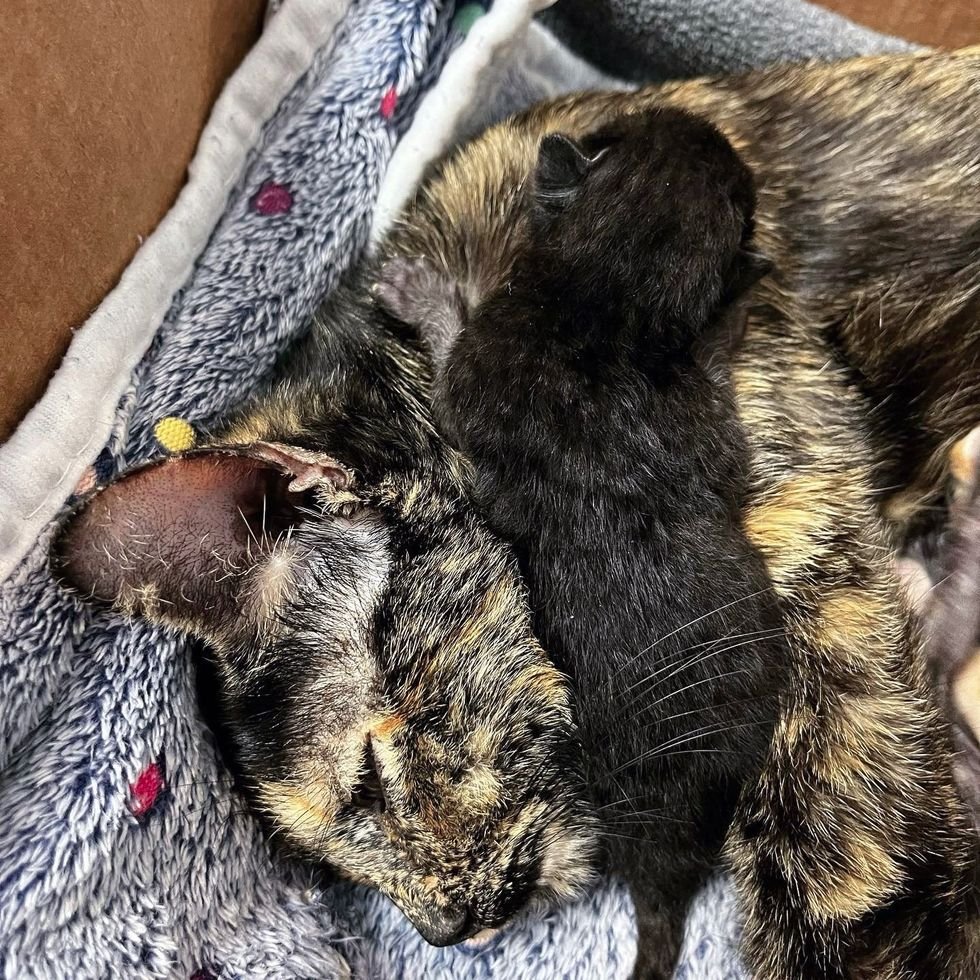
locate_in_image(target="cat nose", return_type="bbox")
[413,906,478,947]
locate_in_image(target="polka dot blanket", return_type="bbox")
[0,1,905,977]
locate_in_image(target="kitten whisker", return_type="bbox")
[620,588,772,672]
[602,812,696,826]
[609,716,767,774]
[634,694,772,731]
[623,627,784,699]
[637,667,756,717]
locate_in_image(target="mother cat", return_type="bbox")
[379,46,980,978]
[59,47,980,980]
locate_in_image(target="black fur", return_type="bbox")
[427,110,789,976]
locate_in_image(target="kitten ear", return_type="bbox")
[534,133,609,213]
[722,247,773,303]
[55,443,355,641]
[694,250,771,374]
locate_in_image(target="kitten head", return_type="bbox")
[55,442,596,944]
[528,107,770,340]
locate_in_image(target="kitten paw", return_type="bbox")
[921,425,980,792]
[373,255,447,327]
[372,255,466,363]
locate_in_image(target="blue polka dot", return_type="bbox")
[93,448,115,484]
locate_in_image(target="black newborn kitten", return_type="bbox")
[377,108,787,979]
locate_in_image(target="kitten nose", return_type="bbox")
[414,907,478,947]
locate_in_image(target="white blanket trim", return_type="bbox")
[369,0,557,243]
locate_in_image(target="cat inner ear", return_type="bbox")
[250,442,353,494]
[54,444,355,641]
[534,133,610,214]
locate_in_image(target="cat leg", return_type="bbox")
[630,892,686,980]
[915,426,980,831]
[912,424,980,979]
[625,856,709,980]
[927,427,980,683]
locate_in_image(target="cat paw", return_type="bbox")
[895,553,935,613]
[372,255,467,363]
[901,425,980,616]
[923,425,980,752]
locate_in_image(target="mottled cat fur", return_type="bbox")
[377,108,787,979]
[57,47,980,980]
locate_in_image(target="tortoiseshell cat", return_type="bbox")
[377,107,786,979]
[58,46,980,980]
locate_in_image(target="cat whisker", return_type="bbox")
[237,506,260,548]
[638,668,759,718]
[634,694,772,731]
[602,812,696,826]
[623,627,784,699]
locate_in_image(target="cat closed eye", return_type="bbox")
[350,740,387,813]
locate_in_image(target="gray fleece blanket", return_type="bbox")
[0,1,907,977]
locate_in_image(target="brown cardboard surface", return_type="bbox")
[819,0,980,48]
[0,0,266,441]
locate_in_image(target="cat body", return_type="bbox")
[380,47,980,978]
[57,286,599,946]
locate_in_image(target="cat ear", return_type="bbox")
[534,133,609,213]
[55,443,355,642]
[722,247,773,304]
[248,442,352,493]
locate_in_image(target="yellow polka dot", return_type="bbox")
[154,416,197,453]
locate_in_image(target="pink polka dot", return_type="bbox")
[380,87,398,120]
[252,181,293,215]
[130,759,166,821]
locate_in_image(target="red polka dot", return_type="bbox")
[380,87,398,120]
[130,759,166,821]
[252,181,293,215]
